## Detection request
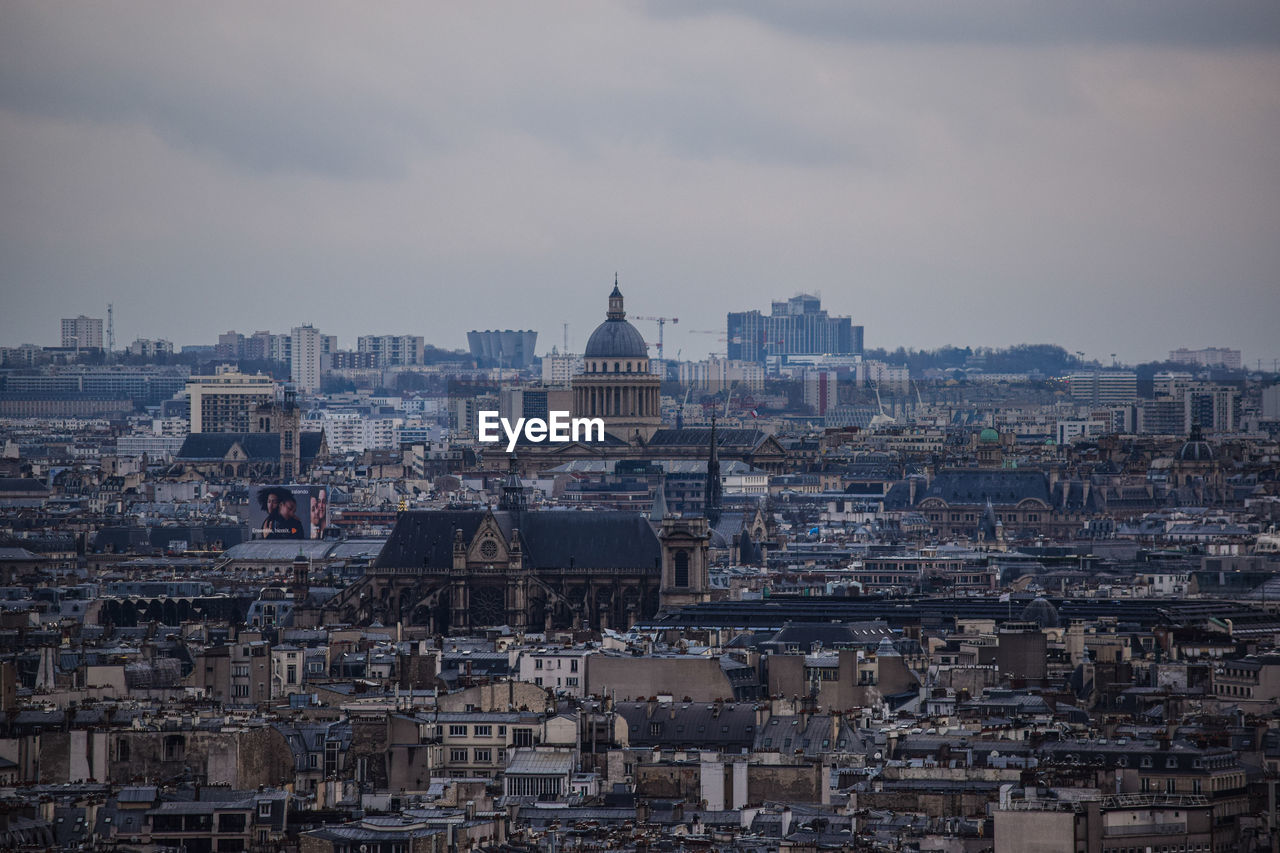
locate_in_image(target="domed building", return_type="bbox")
[975,426,1005,468]
[1021,596,1060,629]
[572,280,662,442]
[1169,423,1224,502]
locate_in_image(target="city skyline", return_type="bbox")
[2,3,1279,362]
[5,301,1270,371]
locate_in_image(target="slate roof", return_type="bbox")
[505,748,574,776]
[92,527,152,553]
[884,469,1059,510]
[645,428,772,450]
[176,431,324,461]
[375,509,661,572]
[758,620,896,652]
[754,714,862,756]
[147,525,248,549]
[615,700,759,749]
[0,478,49,495]
[921,469,1053,506]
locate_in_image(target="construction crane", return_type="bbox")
[688,330,728,360]
[633,315,678,362]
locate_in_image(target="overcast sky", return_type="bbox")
[2,1,1278,366]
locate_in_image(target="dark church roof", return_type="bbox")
[646,428,773,450]
[176,432,324,461]
[374,509,662,571]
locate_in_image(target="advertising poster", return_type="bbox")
[250,484,330,540]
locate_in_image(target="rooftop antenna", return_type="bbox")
[106,303,115,358]
[562,322,569,354]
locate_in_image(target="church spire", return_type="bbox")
[705,416,722,528]
[649,471,669,522]
[498,455,526,513]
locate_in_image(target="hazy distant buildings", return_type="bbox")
[1135,398,1187,435]
[1067,370,1137,405]
[1264,385,1280,420]
[1169,347,1242,370]
[1137,382,1240,434]
[468,329,538,369]
[61,315,103,350]
[677,357,765,392]
[540,350,583,385]
[357,334,424,367]
[127,338,173,358]
[186,367,277,433]
[727,294,862,364]
[858,359,910,393]
[219,330,294,363]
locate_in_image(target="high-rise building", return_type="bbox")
[290,325,325,392]
[676,357,765,392]
[467,330,538,369]
[217,331,246,360]
[727,294,862,364]
[540,350,583,385]
[1169,347,1242,370]
[61,315,104,350]
[1262,385,1280,420]
[185,367,278,433]
[1067,370,1137,405]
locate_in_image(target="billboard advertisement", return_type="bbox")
[250,484,330,540]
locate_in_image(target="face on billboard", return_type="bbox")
[251,485,329,540]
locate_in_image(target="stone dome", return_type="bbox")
[1021,596,1060,629]
[584,283,648,359]
[1177,424,1214,462]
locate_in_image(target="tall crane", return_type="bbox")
[689,330,729,359]
[106,303,115,360]
[633,315,678,362]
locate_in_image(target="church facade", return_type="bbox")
[323,494,711,633]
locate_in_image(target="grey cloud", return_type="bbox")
[0,2,1277,364]
[0,3,882,178]
[644,0,1280,48]
[0,4,432,179]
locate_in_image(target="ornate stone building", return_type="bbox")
[325,470,715,631]
[571,280,662,443]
